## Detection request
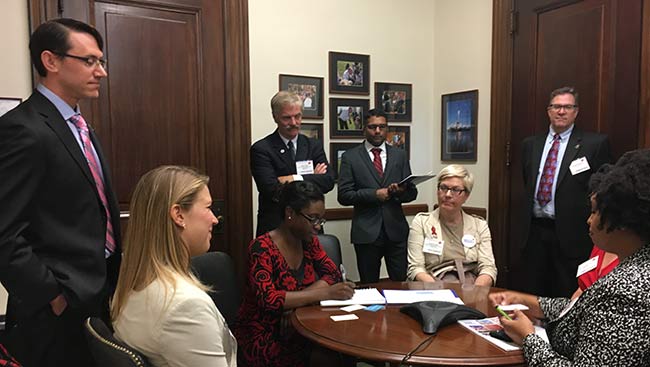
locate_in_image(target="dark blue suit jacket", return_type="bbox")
[250,130,334,235]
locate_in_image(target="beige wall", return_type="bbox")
[0,1,493,289]
[249,0,492,281]
[0,0,32,316]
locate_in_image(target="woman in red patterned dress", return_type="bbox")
[234,181,355,367]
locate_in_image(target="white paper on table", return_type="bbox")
[330,314,359,321]
[340,304,365,312]
[320,288,386,306]
[382,289,464,305]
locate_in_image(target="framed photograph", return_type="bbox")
[279,74,324,119]
[0,97,21,118]
[329,98,369,138]
[386,125,410,159]
[329,142,360,180]
[300,123,324,141]
[328,51,370,95]
[375,82,412,122]
[441,90,478,161]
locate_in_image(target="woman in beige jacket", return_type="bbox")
[407,165,497,286]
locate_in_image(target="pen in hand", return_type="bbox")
[340,264,347,282]
[495,305,513,321]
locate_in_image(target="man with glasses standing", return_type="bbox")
[0,19,120,366]
[521,87,610,297]
[338,109,417,283]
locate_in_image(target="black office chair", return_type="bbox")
[317,234,342,268]
[190,251,240,326]
[83,317,150,367]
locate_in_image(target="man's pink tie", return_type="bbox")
[70,114,115,257]
[536,134,561,207]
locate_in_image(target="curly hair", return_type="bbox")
[589,149,650,241]
[276,181,324,220]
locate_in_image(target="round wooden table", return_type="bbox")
[291,281,525,366]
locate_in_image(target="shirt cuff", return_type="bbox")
[293,174,304,181]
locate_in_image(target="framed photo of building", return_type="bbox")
[375,82,412,122]
[329,142,360,180]
[279,74,324,119]
[300,123,324,141]
[386,125,410,159]
[441,90,478,162]
[329,98,369,138]
[328,51,370,95]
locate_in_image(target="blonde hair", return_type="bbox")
[111,165,209,320]
[437,164,474,193]
[271,91,303,118]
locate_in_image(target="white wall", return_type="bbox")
[0,0,32,317]
[249,0,492,281]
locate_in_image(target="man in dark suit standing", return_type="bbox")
[338,109,417,283]
[251,91,334,236]
[521,87,610,297]
[0,19,121,367]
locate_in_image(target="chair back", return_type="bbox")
[190,251,240,326]
[83,317,150,367]
[317,234,342,268]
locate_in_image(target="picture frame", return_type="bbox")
[0,97,22,118]
[328,51,370,95]
[375,82,412,122]
[300,123,324,142]
[279,74,324,119]
[441,90,478,162]
[329,98,369,139]
[386,125,410,160]
[329,142,360,180]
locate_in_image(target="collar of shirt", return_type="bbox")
[278,133,298,151]
[37,84,79,122]
[547,123,574,143]
[364,140,386,153]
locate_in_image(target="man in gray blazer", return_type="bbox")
[338,109,417,283]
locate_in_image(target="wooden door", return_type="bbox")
[489,0,646,288]
[28,0,252,278]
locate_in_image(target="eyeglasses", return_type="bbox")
[366,124,387,130]
[299,212,326,227]
[547,104,577,112]
[54,52,107,69]
[438,184,465,196]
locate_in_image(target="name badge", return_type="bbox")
[570,157,590,175]
[462,234,477,248]
[423,237,444,255]
[295,160,314,175]
[576,255,598,278]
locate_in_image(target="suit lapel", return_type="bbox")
[556,129,583,186]
[34,93,96,189]
[270,130,295,169]
[357,144,382,185]
[531,134,546,186]
[383,145,396,181]
[295,134,308,161]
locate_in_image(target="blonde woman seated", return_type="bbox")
[407,165,497,286]
[112,166,236,367]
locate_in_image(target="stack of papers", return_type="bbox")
[382,289,464,305]
[457,317,548,351]
[399,173,436,186]
[320,288,386,306]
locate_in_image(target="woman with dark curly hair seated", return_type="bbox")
[233,181,355,367]
[490,149,650,366]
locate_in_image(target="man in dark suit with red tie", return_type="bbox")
[521,87,610,297]
[338,109,417,283]
[0,19,121,367]
[250,91,335,236]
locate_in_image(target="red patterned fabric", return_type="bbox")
[0,344,21,367]
[234,233,341,367]
[577,246,619,291]
[371,148,383,177]
[536,134,560,207]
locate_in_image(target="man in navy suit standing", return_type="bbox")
[0,19,121,366]
[521,87,610,297]
[251,91,334,236]
[338,109,417,283]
